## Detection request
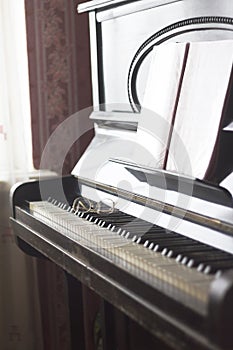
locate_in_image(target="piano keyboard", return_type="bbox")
[28,197,233,315]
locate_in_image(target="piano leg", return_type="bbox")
[128,318,174,350]
[66,273,86,350]
[100,300,174,350]
[113,307,130,350]
[101,300,117,350]
[82,285,102,350]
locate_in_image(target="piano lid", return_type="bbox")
[78,0,133,13]
[77,0,182,13]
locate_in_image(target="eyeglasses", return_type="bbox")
[72,196,116,214]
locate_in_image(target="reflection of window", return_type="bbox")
[0,0,33,182]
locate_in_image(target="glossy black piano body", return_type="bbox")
[10,0,233,349]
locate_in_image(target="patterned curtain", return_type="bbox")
[23,1,93,349]
[25,0,93,174]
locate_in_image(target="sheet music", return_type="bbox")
[139,42,187,169]
[164,40,233,179]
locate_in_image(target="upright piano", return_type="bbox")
[11,1,233,349]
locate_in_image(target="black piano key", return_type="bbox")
[185,251,231,267]
[98,217,156,233]
[139,232,182,242]
[139,237,197,249]
[168,244,213,254]
[182,251,232,263]
[107,217,138,224]
[152,242,198,259]
[201,259,233,272]
[170,243,215,267]
[176,250,232,269]
[89,211,170,235]
[165,244,215,261]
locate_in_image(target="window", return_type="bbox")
[0,0,33,183]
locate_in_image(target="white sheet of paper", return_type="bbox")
[166,40,233,179]
[139,42,188,169]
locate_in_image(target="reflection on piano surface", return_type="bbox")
[10,0,233,349]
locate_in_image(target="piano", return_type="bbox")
[10,1,233,349]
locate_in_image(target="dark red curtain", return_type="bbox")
[25,0,92,174]
[24,1,93,349]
